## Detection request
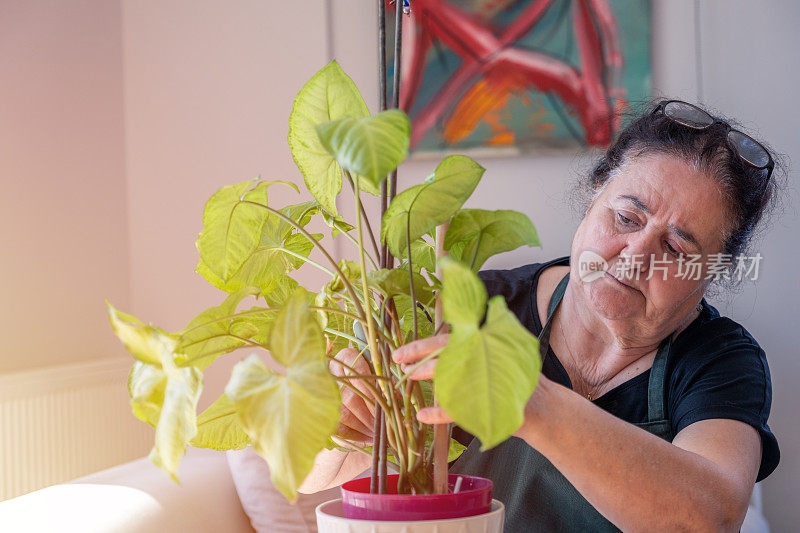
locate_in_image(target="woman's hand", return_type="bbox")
[329,347,376,446]
[393,333,551,434]
[391,334,454,425]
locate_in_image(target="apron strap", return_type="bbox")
[646,337,671,422]
[547,273,571,320]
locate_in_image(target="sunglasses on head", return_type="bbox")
[653,100,774,182]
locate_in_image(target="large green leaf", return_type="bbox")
[381,155,484,259]
[196,179,298,285]
[445,209,540,271]
[315,109,410,191]
[225,291,340,501]
[196,186,320,296]
[109,305,176,367]
[191,394,251,451]
[288,61,372,215]
[112,307,202,483]
[368,267,434,305]
[174,288,261,370]
[435,259,540,450]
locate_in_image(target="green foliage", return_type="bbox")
[288,60,373,215]
[435,258,541,450]
[381,155,484,259]
[108,61,542,497]
[225,291,341,501]
[110,306,202,482]
[191,394,251,451]
[445,209,541,271]
[174,288,263,370]
[316,109,411,191]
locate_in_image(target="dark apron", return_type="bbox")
[450,273,675,532]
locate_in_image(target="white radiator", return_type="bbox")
[0,357,153,501]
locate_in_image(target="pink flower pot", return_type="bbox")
[316,499,505,533]
[340,474,493,521]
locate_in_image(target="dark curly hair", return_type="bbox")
[582,100,783,260]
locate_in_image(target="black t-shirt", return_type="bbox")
[454,256,779,482]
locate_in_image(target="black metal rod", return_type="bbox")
[372,0,389,496]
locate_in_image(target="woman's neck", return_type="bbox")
[552,279,699,393]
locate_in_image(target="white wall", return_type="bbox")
[0,0,130,373]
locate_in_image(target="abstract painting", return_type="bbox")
[389,0,651,153]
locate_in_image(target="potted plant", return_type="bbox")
[108,49,543,533]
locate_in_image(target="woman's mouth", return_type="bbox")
[605,271,638,291]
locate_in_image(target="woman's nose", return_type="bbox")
[619,233,661,279]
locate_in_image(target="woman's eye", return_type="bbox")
[616,212,635,225]
[665,241,679,256]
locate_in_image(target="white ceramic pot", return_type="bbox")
[316,498,505,533]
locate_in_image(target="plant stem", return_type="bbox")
[339,229,379,269]
[406,218,419,341]
[352,176,388,394]
[278,247,335,277]
[469,233,483,271]
[343,169,382,262]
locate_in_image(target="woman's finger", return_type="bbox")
[334,422,371,445]
[393,334,450,364]
[330,348,376,416]
[340,388,374,434]
[401,359,436,381]
[416,406,455,425]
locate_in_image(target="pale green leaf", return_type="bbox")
[262,276,300,308]
[400,237,436,273]
[440,257,486,326]
[174,288,260,370]
[445,209,540,271]
[125,336,202,482]
[109,305,177,367]
[435,259,540,450]
[196,180,298,283]
[288,60,370,215]
[190,393,251,451]
[368,268,434,306]
[315,109,410,190]
[381,155,484,259]
[225,291,340,501]
[196,192,318,296]
[128,361,166,427]
[149,364,202,482]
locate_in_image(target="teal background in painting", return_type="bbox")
[389,0,651,152]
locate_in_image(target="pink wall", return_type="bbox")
[0,0,130,373]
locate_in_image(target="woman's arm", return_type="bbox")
[298,448,372,494]
[514,376,762,532]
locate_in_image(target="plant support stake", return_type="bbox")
[433,222,450,494]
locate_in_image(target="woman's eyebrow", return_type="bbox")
[617,194,701,251]
[669,224,701,251]
[618,194,651,214]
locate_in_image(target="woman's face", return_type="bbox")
[570,152,731,338]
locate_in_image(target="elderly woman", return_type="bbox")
[301,100,781,532]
